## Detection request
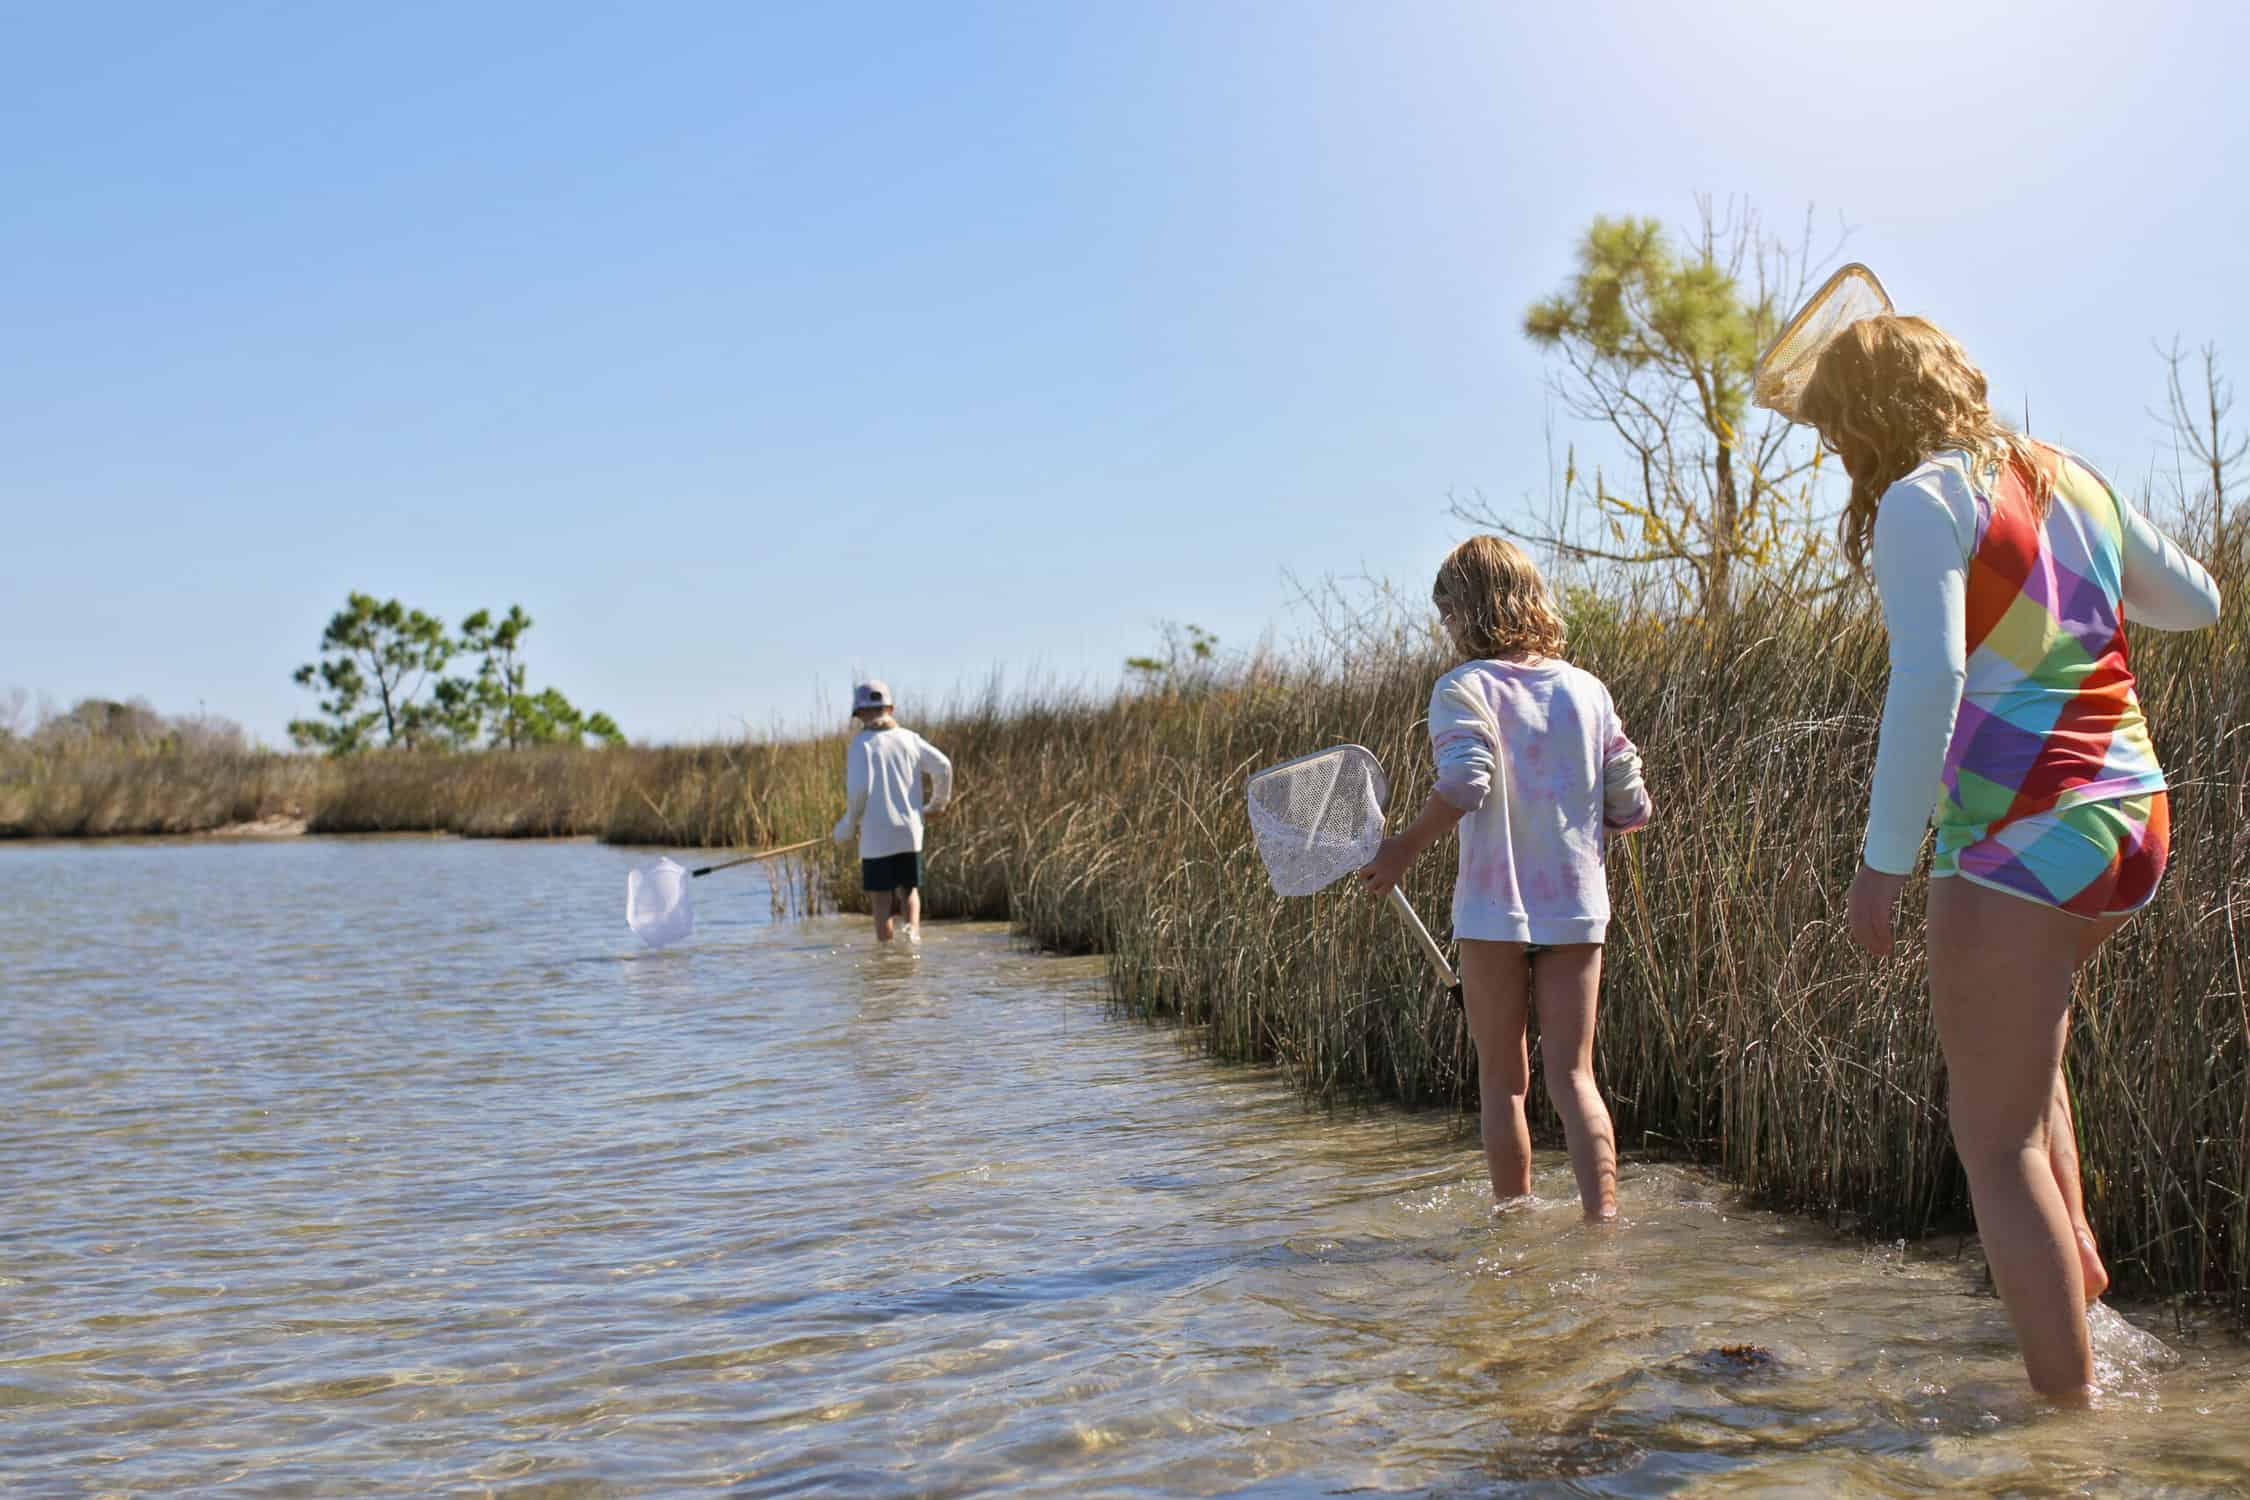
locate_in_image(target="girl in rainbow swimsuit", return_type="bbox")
[1799,316,2220,1401]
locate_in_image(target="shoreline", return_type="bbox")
[199,814,311,839]
[0,822,681,849]
[1,820,629,845]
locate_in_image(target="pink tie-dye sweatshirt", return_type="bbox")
[1428,658,1652,945]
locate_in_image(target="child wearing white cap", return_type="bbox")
[831,679,954,943]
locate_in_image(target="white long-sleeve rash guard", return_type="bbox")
[1862,450,2222,874]
[833,727,954,859]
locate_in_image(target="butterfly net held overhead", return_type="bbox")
[1751,262,1894,421]
[1245,745,1390,898]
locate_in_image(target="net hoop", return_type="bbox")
[627,857,696,948]
[1245,743,1390,898]
[1751,262,1894,421]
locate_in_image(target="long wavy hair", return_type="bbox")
[1796,314,2054,571]
[1432,535,1567,661]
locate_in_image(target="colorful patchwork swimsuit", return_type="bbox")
[1863,443,2219,917]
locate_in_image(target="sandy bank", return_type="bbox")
[200,814,311,839]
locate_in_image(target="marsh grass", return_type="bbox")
[7,581,2246,1309]
[795,582,2250,1311]
[0,739,322,836]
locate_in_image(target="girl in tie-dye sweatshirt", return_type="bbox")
[1797,314,2219,1402]
[1360,536,1652,1220]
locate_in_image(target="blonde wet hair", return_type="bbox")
[1796,314,2055,571]
[1432,535,1566,661]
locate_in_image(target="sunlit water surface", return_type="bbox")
[4,838,2248,1497]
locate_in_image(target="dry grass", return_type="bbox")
[794,581,2250,1310]
[8,578,2246,1310]
[0,739,322,836]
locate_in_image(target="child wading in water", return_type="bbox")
[831,680,954,944]
[1798,315,2219,1401]
[1360,537,1652,1219]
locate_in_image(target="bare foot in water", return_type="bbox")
[2077,1227,2110,1301]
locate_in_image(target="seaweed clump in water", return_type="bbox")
[1692,1343,1779,1377]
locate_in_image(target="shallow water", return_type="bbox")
[3,837,2248,1497]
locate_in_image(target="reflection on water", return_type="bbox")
[2,838,2247,1496]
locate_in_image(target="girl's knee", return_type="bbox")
[1948,1120,2043,1184]
[1552,1060,1598,1090]
[1478,1056,1532,1099]
[1544,1065,1599,1110]
[1537,1030,1597,1078]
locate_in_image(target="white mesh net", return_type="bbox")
[1245,744,1389,898]
[1752,262,1893,420]
[627,857,695,948]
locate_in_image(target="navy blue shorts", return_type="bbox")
[861,850,922,894]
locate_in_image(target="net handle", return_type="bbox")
[690,838,822,878]
[1387,886,1458,993]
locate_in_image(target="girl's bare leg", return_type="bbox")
[2044,1069,2106,1302]
[2051,912,2129,1300]
[905,887,922,939]
[1458,939,1533,1203]
[1532,944,1617,1220]
[871,889,896,943]
[1927,877,2094,1401]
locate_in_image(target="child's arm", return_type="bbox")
[1429,676,1498,814]
[1363,679,1490,898]
[831,743,869,845]
[1851,472,1971,956]
[1602,735,1652,834]
[1358,793,1466,900]
[2120,497,2221,629]
[2075,454,2222,629]
[920,740,955,816]
[1863,473,1971,878]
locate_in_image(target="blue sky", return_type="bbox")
[6,2,2245,745]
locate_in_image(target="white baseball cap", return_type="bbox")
[853,679,893,712]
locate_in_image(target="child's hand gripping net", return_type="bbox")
[1752,262,1893,421]
[1245,745,1390,898]
[1246,744,1461,996]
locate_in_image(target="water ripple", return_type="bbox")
[4,838,2249,1496]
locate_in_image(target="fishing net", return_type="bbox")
[620,840,821,950]
[627,857,695,948]
[1246,744,1389,898]
[1752,262,1893,421]
[1246,743,1459,995]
